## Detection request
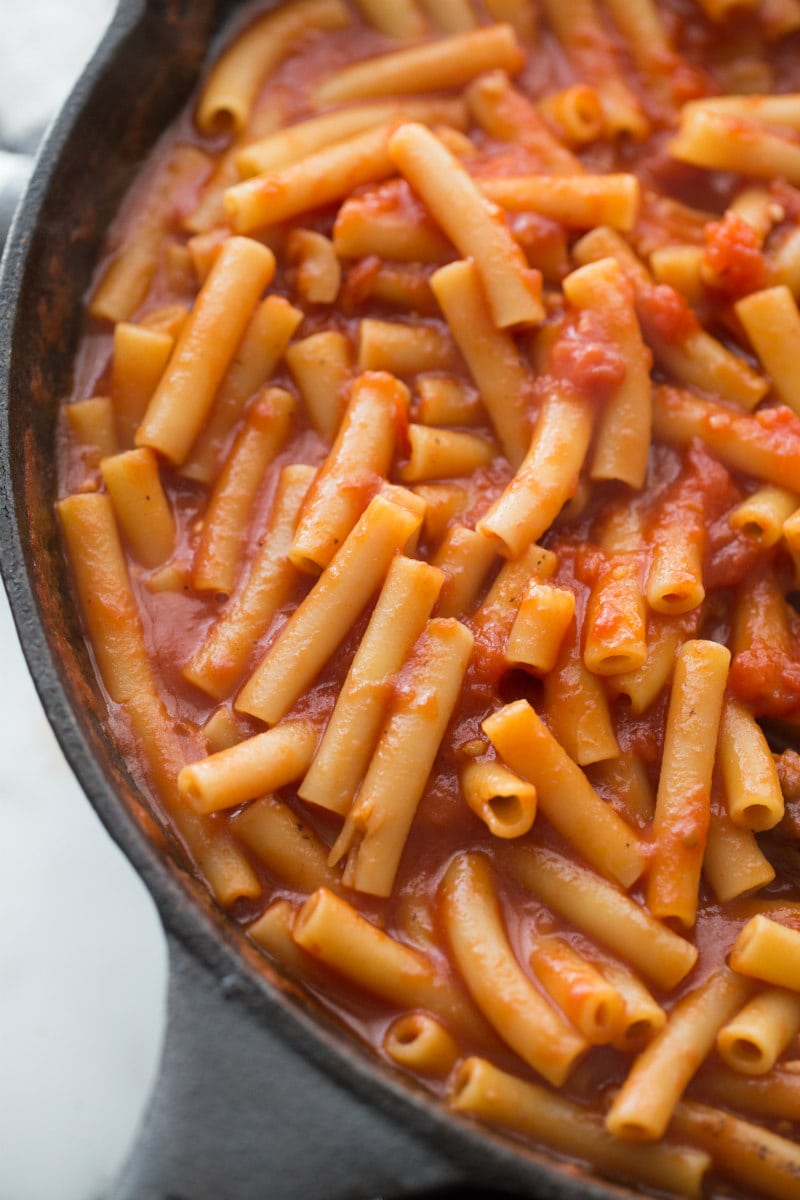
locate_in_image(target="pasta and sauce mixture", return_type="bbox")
[57,0,800,1194]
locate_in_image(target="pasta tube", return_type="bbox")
[478,390,594,558]
[562,256,652,489]
[467,70,580,173]
[717,988,800,1076]
[432,525,497,618]
[450,1058,709,1197]
[430,258,533,467]
[540,0,649,138]
[480,173,640,231]
[647,640,731,928]
[504,580,575,673]
[383,1014,460,1077]
[528,936,626,1044]
[730,915,800,990]
[314,24,525,105]
[236,493,422,726]
[195,0,350,133]
[330,619,473,896]
[441,853,588,1085]
[671,1099,800,1200]
[182,295,303,483]
[671,108,800,186]
[237,98,467,177]
[178,720,320,814]
[293,887,487,1042]
[100,447,175,568]
[58,492,259,904]
[502,844,697,990]
[736,286,800,415]
[460,760,537,838]
[600,961,666,1053]
[183,464,314,701]
[542,621,620,765]
[719,698,785,831]
[225,124,399,233]
[231,795,340,894]
[285,331,352,442]
[290,371,407,574]
[298,556,443,815]
[703,796,776,903]
[483,702,646,888]
[110,322,173,448]
[192,387,295,594]
[607,968,753,1141]
[136,237,276,465]
[351,0,425,37]
[398,425,495,482]
[389,122,543,330]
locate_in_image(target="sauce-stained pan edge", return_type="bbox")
[0,2,648,1197]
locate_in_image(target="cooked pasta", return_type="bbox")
[57,4,800,1198]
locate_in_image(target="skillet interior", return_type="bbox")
[0,2,653,1196]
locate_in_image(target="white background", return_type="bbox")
[0,3,168,1198]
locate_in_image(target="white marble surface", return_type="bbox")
[0,3,168,1198]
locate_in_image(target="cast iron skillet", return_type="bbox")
[0,3,650,1197]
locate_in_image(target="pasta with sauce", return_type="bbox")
[57,1,800,1196]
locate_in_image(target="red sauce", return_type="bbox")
[549,312,628,400]
[637,282,701,343]
[703,211,767,300]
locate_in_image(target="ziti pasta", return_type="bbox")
[57,1,800,1196]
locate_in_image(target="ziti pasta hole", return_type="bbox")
[56,1,800,1197]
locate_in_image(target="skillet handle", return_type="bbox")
[111,930,468,1200]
